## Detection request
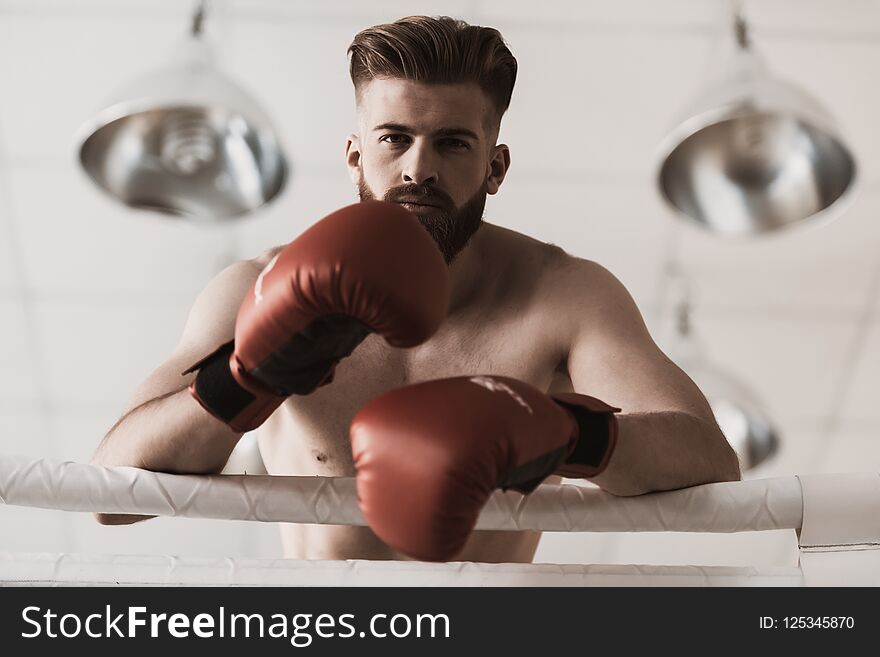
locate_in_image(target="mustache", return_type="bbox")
[385,185,454,210]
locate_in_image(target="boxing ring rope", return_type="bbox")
[0,455,803,531]
[1,454,878,586]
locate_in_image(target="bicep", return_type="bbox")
[564,264,715,421]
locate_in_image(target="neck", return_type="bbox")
[445,223,491,315]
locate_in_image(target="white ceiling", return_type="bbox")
[0,0,878,562]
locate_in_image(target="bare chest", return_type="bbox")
[257,309,563,475]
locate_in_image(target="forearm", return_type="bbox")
[589,411,741,496]
[91,388,243,524]
[94,388,243,473]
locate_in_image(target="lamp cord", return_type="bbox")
[191,0,208,38]
[731,0,751,50]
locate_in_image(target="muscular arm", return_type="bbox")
[91,253,277,523]
[559,260,741,496]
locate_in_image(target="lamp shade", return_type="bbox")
[76,39,288,221]
[657,48,856,237]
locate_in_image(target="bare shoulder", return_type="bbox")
[480,223,568,279]
[526,246,648,347]
[171,244,285,359]
[552,254,628,298]
[480,224,632,302]
[556,256,655,356]
[484,222,564,254]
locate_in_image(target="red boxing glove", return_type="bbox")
[350,375,619,561]
[186,201,450,432]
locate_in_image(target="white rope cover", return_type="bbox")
[0,553,806,587]
[0,454,804,533]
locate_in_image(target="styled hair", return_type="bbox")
[348,15,517,126]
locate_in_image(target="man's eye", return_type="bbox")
[440,138,469,149]
[380,134,409,145]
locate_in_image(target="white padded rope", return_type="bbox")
[0,552,806,587]
[0,454,804,533]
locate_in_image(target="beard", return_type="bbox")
[358,179,487,265]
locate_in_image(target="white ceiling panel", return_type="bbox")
[839,318,880,423]
[32,297,190,406]
[748,422,828,478]
[674,189,880,314]
[0,12,184,164]
[0,0,187,17]
[222,19,361,172]
[0,247,19,294]
[0,199,20,293]
[744,0,880,36]
[7,167,238,297]
[820,430,880,473]
[479,0,725,30]
[684,313,860,426]
[46,405,121,462]
[485,25,715,179]
[234,170,357,259]
[0,410,54,458]
[0,299,43,404]
[228,0,477,23]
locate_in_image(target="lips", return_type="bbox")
[395,201,441,212]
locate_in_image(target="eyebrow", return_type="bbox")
[372,123,480,141]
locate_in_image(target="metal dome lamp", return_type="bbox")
[656,0,856,237]
[76,0,288,221]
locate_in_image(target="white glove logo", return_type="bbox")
[469,376,533,415]
[254,254,279,305]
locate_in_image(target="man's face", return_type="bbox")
[346,79,509,263]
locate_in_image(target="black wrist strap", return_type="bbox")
[555,399,613,470]
[187,341,257,424]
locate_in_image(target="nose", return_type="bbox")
[401,140,439,186]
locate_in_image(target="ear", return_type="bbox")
[345,133,362,185]
[486,144,511,195]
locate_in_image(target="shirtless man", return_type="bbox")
[92,16,741,563]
